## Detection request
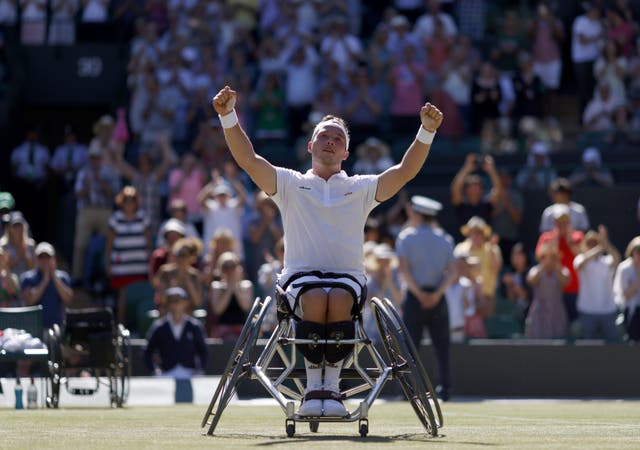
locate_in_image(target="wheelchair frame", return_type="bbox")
[44,307,131,408]
[201,294,443,437]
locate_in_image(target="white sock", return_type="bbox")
[323,359,343,393]
[304,359,323,393]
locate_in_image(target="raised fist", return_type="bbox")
[420,103,443,132]
[212,86,237,115]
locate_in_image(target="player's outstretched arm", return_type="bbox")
[213,86,276,195]
[375,103,443,202]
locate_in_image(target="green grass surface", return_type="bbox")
[3,400,640,449]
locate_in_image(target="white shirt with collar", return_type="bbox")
[271,167,379,283]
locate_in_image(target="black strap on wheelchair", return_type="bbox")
[277,271,367,320]
[303,390,345,402]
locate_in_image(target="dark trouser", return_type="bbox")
[573,60,595,115]
[402,289,451,390]
[563,292,578,323]
[625,307,640,342]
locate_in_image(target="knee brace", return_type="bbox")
[325,321,355,363]
[296,320,325,364]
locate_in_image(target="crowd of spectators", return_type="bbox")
[2,0,640,369]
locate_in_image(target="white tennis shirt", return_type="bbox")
[271,167,380,283]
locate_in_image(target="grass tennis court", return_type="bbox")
[3,400,640,449]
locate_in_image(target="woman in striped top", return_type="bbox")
[106,186,152,323]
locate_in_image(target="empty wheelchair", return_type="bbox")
[201,288,443,437]
[45,307,131,408]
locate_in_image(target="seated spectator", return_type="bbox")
[209,251,253,340]
[470,61,501,151]
[155,199,199,249]
[21,242,73,329]
[582,81,627,133]
[613,236,640,342]
[515,141,558,190]
[202,228,237,286]
[454,216,503,318]
[501,242,532,324]
[153,237,203,315]
[342,65,383,141]
[413,0,457,42]
[530,2,564,92]
[450,153,501,229]
[539,178,590,232]
[0,212,35,277]
[525,242,570,339]
[574,227,621,341]
[144,286,207,378]
[0,246,20,307]
[536,203,584,324]
[352,137,394,175]
[149,218,186,278]
[568,147,614,187]
[445,254,486,342]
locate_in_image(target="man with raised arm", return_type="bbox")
[212,86,443,417]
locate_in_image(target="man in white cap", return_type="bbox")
[568,147,614,187]
[20,242,73,329]
[396,195,455,400]
[539,178,590,233]
[212,85,443,417]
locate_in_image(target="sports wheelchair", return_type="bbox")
[201,285,443,438]
[45,307,131,408]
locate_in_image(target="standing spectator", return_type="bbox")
[0,212,35,278]
[605,7,635,57]
[441,41,474,132]
[594,39,628,107]
[50,126,88,196]
[490,169,523,261]
[81,0,109,23]
[470,62,502,149]
[72,144,120,282]
[536,203,584,324]
[10,127,50,241]
[539,178,590,233]
[0,246,20,307]
[319,16,362,73]
[246,191,282,283]
[0,0,17,25]
[525,242,570,339]
[89,115,124,173]
[571,2,604,113]
[582,81,628,133]
[387,15,419,56]
[198,178,247,262]
[413,0,457,42]
[396,196,454,400]
[114,135,174,237]
[530,2,564,92]
[21,242,73,329]
[105,186,152,324]
[284,44,319,142]
[515,141,558,190]
[250,72,288,142]
[455,216,503,318]
[568,147,614,187]
[491,10,527,75]
[574,227,621,341]
[209,251,253,340]
[613,236,640,341]
[144,286,207,378]
[501,242,531,325]
[153,237,203,315]
[202,228,236,286]
[388,43,425,138]
[48,0,79,45]
[20,0,46,44]
[450,153,502,229]
[511,53,546,123]
[149,217,186,278]
[342,65,383,143]
[168,152,206,227]
[352,137,394,175]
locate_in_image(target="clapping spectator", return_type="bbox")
[388,43,425,137]
[568,147,614,187]
[613,236,640,341]
[574,226,621,341]
[48,0,79,45]
[155,199,199,249]
[20,0,46,44]
[89,115,124,173]
[342,65,383,141]
[413,0,457,42]
[0,212,35,277]
[81,0,109,23]
[150,217,186,278]
[352,137,394,175]
[144,286,207,378]
[539,178,590,232]
[594,39,628,107]
[0,246,20,307]
[50,126,88,195]
[21,242,73,329]
[582,81,627,133]
[209,251,253,340]
[530,2,564,92]
[491,10,527,75]
[450,153,502,228]
[470,62,502,150]
[319,15,362,73]
[525,242,570,339]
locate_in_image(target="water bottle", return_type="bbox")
[27,377,38,409]
[14,378,24,410]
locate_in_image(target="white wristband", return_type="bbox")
[219,110,239,129]
[416,126,436,144]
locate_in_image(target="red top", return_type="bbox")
[536,229,584,294]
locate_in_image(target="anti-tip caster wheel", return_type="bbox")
[309,421,319,433]
[359,419,369,437]
[286,420,296,438]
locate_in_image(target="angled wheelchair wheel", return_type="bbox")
[202,297,272,435]
[110,324,131,408]
[371,297,441,437]
[45,325,61,409]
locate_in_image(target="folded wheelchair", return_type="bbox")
[45,307,131,408]
[201,286,443,437]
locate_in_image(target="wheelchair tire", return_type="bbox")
[371,297,441,437]
[45,326,61,409]
[110,325,130,408]
[202,297,272,435]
